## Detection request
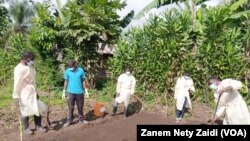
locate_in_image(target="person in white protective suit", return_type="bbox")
[174,72,195,122]
[13,51,47,135]
[111,67,136,118]
[208,76,250,124]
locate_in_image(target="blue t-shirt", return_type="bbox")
[64,67,86,94]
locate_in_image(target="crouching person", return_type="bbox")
[208,76,250,124]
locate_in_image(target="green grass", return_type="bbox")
[39,95,66,106]
[96,95,113,103]
[0,98,12,109]
[38,88,67,106]
[89,89,114,105]
[0,85,13,109]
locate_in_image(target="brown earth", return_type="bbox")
[0,97,216,141]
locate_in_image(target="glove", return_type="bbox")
[210,116,217,124]
[85,89,89,98]
[62,89,66,99]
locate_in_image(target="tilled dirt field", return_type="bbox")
[0,98,215,141]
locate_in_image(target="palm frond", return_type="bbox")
[134,0,159,19]
[7,0,34,33]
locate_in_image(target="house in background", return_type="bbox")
[97,42,116,67]
[94,32,117,87]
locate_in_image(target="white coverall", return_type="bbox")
[13,63,47,116]
[115,73,136,107]
[174,76,195,111]
[214,79,250,124]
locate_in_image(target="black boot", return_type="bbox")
[34,115,47,133]
[21,116,33,135]
[124,107,128,119]
[112,106,118,116]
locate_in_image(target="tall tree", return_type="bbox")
[60,0,127,88]
[7,0,35,33]
[29,0,132,88]
[0,0,10,48]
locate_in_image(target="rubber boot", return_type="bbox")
[36,125,47,133]
[112,106,118,116]
[124,107,128,119]
[21,116,33,135]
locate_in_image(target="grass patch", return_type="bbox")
[0,99,12,110]
[39,95,66,106]
[38,89,67,107]
[0,85,13,110]
[96,95,113,103]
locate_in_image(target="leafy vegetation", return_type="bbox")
[109,0,250,106]
[0,0,132,108]
[0,0,9,48]
[0,0,249,110]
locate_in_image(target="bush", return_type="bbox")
[108,5,250,105]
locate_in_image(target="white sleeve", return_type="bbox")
[130,77,136,95]
[33,67,36,86]
[13,68,28,99]
[189,79,195,93]
[215,104,226,118]
[116,75,123,93]
[174,78,182,99]
[214,93,226,118]
[13,71,22,99]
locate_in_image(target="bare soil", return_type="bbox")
[0,97,216,141]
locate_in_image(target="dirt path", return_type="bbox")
[0,99,214,141]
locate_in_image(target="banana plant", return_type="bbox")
[134,0,207,19]
[134,0,180,19]
[55,0,65,23]
[109,1,250,104]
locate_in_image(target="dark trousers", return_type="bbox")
[176,97,188,118]
[67,93,84,123]
[21,115,42,129]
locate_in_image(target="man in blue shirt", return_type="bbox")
[62,60,89,127]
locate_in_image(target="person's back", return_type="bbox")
[214,79,239,104]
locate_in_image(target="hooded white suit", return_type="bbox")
[174,76,195,111]
[115,73,136,107]
[13,63,47,116]
[214,79,250,124]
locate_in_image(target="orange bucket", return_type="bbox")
[94,102,105,117]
